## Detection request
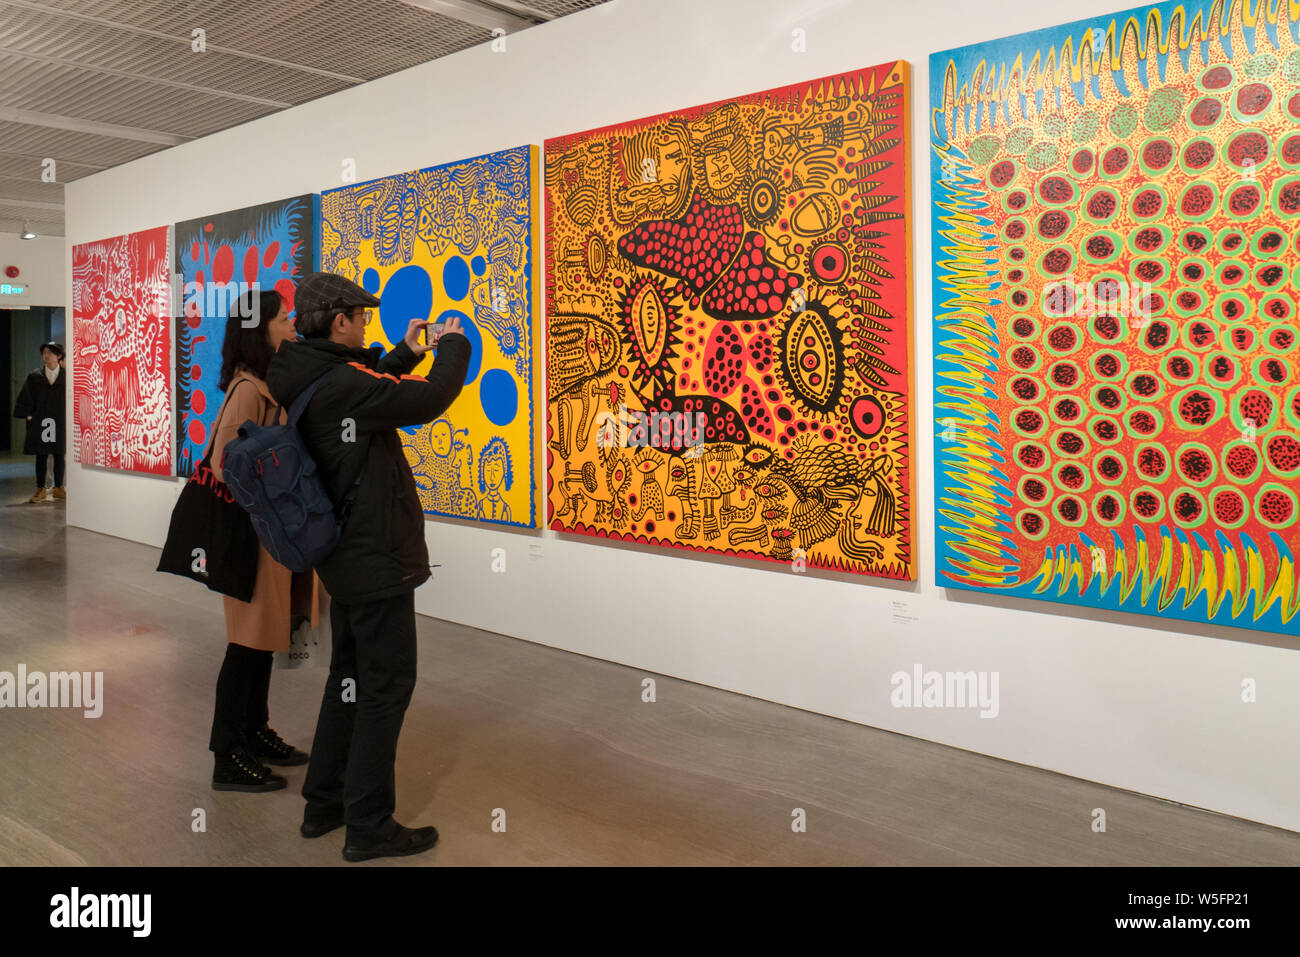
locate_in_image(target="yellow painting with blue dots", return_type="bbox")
[320,145,539,527]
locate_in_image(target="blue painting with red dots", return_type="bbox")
[174,195,318,477]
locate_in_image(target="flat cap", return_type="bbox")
[295,271,380,315]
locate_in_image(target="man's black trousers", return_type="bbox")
[302,589,418,840]
[35,452,64,489]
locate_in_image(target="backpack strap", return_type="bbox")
[199,378,256,470]
[285,368,371,523]
[286,373,330,427]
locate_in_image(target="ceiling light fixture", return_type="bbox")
[20,222,36,240]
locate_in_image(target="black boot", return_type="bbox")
[342,822,439,862]
[213,747,287,793]
[248,726,309,767]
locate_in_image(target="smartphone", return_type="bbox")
[424,321,446,347]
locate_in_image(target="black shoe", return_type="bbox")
[342,823,439,862]
[249,726,309,767]
[301,808,345,839]
[212,747,287,793]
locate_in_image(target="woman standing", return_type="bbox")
[207,289,317,793]
[12,341,66,503]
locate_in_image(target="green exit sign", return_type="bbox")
[0,283,26,295]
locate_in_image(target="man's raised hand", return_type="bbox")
[403,317,434,356]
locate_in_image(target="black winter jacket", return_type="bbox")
[12,366,66,454]
[265,333,471,604]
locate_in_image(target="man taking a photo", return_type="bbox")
[267,272,470,862]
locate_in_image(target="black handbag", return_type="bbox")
[157,381,260,601]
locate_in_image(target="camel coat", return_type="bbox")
[209,367,325,652]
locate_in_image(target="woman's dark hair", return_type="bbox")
[217,288,283,391]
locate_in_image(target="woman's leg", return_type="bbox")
[245,648,274,735]
[34,454,47,489]
[245,646,308,766]
[53,454,65,488]
[211,643,287,792]
[210,643,264,754]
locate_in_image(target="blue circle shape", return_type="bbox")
[480,368,517,426]
[470,255,487,277]
[436,309,480,384]
[362,267,381,294]
[442,256,470,301]
[379,265,432,347]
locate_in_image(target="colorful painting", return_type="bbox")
[72,225,172,475]
[320,146,539,527]
[545,64,914,578]
[174,196,318,477]
[932,1,1300,634]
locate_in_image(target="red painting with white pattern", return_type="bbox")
[72,225,172,475]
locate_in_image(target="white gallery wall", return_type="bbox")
[0,233,64,307]
[63,0,1300,833]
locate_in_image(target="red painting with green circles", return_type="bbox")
[545,63,914,578]
[933,1,1300,634]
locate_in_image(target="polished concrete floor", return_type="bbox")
[0,452,1297,866]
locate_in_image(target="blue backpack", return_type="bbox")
[220,375,364,574]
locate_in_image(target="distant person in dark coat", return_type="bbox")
[11,341,66,503]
